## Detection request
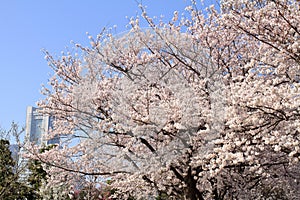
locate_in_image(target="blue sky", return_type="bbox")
[0,0,215,130]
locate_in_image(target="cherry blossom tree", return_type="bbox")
[29,0,300,199]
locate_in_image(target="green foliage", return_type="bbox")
[27,144,57,199]
[0,139,36,199]
[0,139,17,199]
[0,139,15,180]
[156,192,169,200]
[27,159,47,192]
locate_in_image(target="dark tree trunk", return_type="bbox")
[184,167,204,200]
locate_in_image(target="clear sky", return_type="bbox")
[0,0,215,130]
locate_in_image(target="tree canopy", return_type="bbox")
[0,138,36,200]
[27,0,300,199]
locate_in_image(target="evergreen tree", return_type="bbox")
[0,139,35,199]
[0,139,17,199]
[27,144,58,199]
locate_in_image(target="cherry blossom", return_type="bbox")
[27,0,300,199]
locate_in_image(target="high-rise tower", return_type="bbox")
[25,106,59,146]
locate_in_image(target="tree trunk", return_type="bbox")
[184,168,204,200]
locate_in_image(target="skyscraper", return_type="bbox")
[18,106,59,182]
[25,106,59,146]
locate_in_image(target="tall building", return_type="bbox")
[25,106,59,146]
[9,144,19,161]
[18,106,60,183]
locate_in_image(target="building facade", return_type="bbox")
[25,106,59,146]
